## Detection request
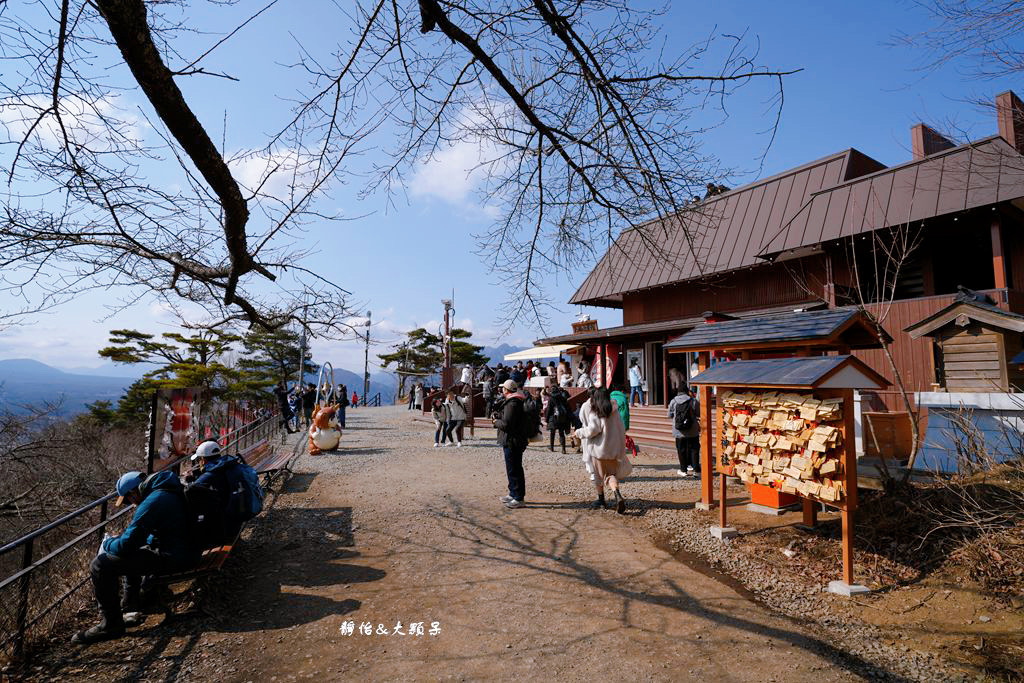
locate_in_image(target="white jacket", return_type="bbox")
[577,399,632,481]
[445,396,467,421]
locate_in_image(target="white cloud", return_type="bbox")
[409,140,488,204]
[0,93,144,152]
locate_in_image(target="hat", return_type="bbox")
[501,379,518,392]
[115,471,146,506]
[191,440,222,461]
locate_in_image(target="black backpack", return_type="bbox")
[674,398,695,432]
[522,394,541,438]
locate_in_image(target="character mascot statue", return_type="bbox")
[308,404,342,455]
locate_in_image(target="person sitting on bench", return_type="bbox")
[73,469,198,645]
[185,440,232,549]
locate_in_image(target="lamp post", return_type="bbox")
[441,298,453,388]
[363,311,371,402]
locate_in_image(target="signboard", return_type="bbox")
[571,319,598,334]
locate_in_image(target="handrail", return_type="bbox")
[363,392,381,407]
[0,408,283,661]
[0,414,274,557]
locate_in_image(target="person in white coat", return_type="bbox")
[577,387,632,513]
[443,388,468,447]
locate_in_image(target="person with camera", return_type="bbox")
[492,379,528,509]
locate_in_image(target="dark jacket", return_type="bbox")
[545,389,570,430]
[302,387,317,412]
[104,470,196,565]
[494,395,527,449]
[495,369,510,385]
[272,385,291,412]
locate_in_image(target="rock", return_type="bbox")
[978,615,991,623]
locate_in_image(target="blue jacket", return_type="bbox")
[104,470,196,565]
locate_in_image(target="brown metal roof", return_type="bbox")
[759,135,1024,257]
[536,301,826,346]
[569,148,885,307]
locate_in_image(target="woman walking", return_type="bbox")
[443,388,468,447]
[577,388,632,513]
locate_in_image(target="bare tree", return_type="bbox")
[895,0,1024,78]
[1,1,797,333]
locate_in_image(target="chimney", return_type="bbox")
[996,90,1024,154]
[910,123,955,160]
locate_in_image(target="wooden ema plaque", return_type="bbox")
[716,386,859,586]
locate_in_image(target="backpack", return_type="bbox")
[220,456,264,523]
[674,398,695,432]
[184,481,228,550]
[522,394,542,439]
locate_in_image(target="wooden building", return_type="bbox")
[538,91,1024,450]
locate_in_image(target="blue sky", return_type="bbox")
[1,1,1020,375]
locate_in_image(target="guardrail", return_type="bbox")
[362,393,381,407]
[0,411,281,663]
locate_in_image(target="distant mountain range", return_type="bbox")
[0,358,398,415]
[479,344,526,366]
[0,359,135,416]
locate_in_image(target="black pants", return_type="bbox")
[278,407,293,431]
[90,549,176,621]
[435,421,448,444]
[407,393,415,409]
[549,426,566,451]
[444,419,464,443]
[503,444,526,501]
[675,436,700,471]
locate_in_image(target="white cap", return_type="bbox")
[191,440,222,461]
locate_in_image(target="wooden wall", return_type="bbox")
[622,260,826,325]
[936,324,1007,391]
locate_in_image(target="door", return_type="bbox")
[646,341,663,405]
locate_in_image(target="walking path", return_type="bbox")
[37,406,876,681]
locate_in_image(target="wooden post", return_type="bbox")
[802,499,817,528]
[600,343,607,388]
[698,351,715,508]
[841,388,858,585]
[662,345,670,407]
[719,473,728,527]
[992,214,1008,308]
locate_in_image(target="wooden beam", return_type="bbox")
[698,351,715,508]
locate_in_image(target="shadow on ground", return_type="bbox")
[30,506,383,682]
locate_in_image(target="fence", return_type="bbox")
[0,411,281,664]
[361,393,381,408]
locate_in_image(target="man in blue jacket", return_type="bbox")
[73,469,198,645]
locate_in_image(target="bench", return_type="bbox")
[150,529,243,619]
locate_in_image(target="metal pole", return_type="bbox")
[14,538,33,659]
[363,311,372,402]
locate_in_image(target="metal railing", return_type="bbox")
[0,410,282,663]
[362,393,381,407]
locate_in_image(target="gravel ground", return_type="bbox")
[18,406,1006,681]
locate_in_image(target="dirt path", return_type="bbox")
[33,407,887,681]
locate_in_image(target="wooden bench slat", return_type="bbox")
[254,450,292,474]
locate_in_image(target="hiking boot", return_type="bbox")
[614,489,626,515]
[500,494,514,503]
[504,499,524,509]
[590,495,606,510]
[72,617,125,645]
[686,466,695,478]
